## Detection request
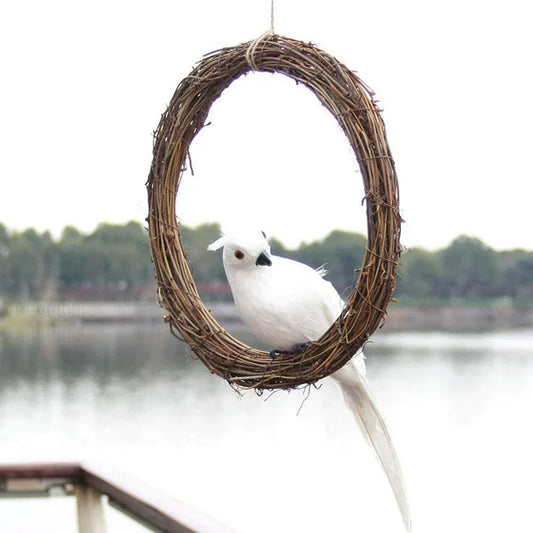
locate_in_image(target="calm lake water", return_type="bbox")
[1,322,533,532]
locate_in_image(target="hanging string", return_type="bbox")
[246,0,276,70]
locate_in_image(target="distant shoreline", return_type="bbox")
[2,299,533,332]
[384,300,533,331]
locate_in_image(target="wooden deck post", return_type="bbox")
[75,485,107,533]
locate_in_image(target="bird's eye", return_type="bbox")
[234,250,245,260]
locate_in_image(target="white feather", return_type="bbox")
[209,230,411,531]
[206,235,228,251]
[333,360,412,532]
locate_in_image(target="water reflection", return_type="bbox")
[1,324,533,533]
[1,324,189,382]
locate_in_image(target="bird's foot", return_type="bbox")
[269,343,311,359]
[269,349,289,360]
[292,342,311,353]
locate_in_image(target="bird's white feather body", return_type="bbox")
[229,255,343,350]
[209,230,411,532]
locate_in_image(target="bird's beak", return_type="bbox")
[255,251,272,267]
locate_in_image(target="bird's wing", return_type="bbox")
[273,256,345,341]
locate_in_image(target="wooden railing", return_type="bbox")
[0,463,234,533]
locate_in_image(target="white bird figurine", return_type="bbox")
[208,229,411,531]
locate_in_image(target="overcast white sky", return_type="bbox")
[1,0,531,250]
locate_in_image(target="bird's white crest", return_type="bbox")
[207,229,267,253]
[206,235,228,252]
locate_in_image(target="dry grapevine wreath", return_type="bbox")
[146,33,402,390]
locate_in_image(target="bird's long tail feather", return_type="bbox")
[332,357,412,532]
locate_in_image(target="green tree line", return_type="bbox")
[0,222,153,301]
[1,221,532,307]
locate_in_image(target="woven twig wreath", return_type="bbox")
[147,34,401,391]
